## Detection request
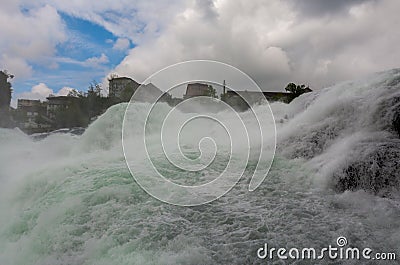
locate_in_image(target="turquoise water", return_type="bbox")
[1,70,400,264]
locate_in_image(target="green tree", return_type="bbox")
[52,98,89,129]
[85,81,110,119]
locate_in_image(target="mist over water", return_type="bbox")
[1,70,400,264]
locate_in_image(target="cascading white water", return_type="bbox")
[274,68,400,195]
[0,69,399,264]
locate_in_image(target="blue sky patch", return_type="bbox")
[13,12,133,96]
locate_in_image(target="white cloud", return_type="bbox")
[0,4,66,79]
[113,38,131,51]
[4,0,400,93]
[22,0,185,44]
[57,87,75,96]
[110,0,400,90]
[111,0,298,87]
[84,53,109,68]
[51,54,110,69]
[1,55,33,79]
[23,83,53,101]
[12,83,77,107]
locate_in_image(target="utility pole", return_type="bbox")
[223,80,226,95]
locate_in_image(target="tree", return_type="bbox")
[52,97,89,129]
[285,83,312,97]
[285,83,297,94]
[0,70,14,128]
[206,85,217,98]
[84,80,114,119]
[0,70,13,109]
[88,80,102,97]
[67,89,83,98]
[48,80,110,129]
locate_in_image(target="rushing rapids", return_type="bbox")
[0,69,399,264]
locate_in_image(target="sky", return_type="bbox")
[1,0,400,107]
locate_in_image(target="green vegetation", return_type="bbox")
[284,83,312,98]
[5,74,313,133]
[51,81,116,129]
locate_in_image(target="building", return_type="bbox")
[17,99,46,117]
[109,77,140,99]
[18,99,41,108]
[46,96,78,119]
[16,99,50,131]
[183,83,212,99]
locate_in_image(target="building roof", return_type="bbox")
[46,96,80,103]
[109,77,140,85]
[110,77,133,80]
[47,96,77,100]
[18,99,41,102]
[187,82,210,87]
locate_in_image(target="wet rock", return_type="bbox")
[333,141,400,196]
